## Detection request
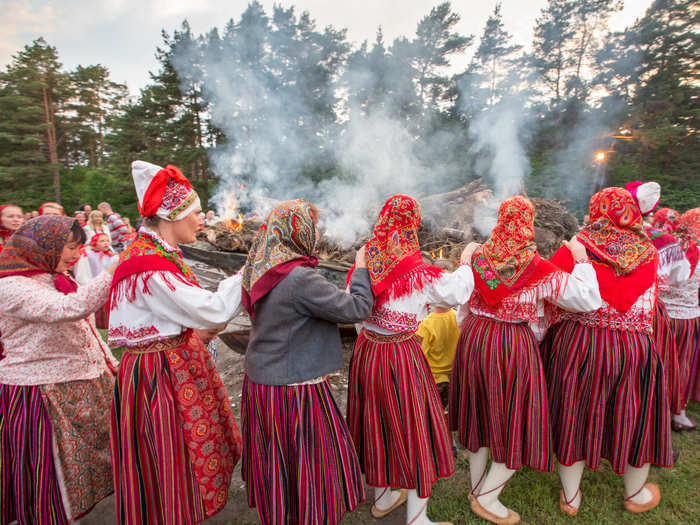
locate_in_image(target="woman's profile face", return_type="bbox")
[56,239,82,273]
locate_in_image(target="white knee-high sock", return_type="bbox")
[474,462,516,518]
[406,490,439,525]
[559,461,585,508]
[623,463,652,505]
[467,447,489,494]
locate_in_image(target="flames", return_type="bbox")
[223,189,245,230]
[431,248,445,259]
[226,213,244,231]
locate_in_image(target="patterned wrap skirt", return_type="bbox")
[241,376,364,525]
[544,320,673,474]
[449,315,553,472]
[653,302,682,414]
[0,373,114,525]
[347,330,455,498]
[110,331,241,525]
[668,316,700,407]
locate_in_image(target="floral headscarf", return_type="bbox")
[682,208,700,245]
[654,207,699,276]
[352,194,442,307]
[0,216,79,294]
[472,196,558,306]
[241,199,319,316]
[575,187,657,312]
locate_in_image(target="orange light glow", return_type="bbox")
[595,152,606,162]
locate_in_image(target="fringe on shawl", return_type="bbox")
[373,264,444,308]
[108,270,194,311]
[658,242,686,269]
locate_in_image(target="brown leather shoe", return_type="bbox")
[624,483,661,514]
[470,497,520,524]
[370,489,407,519]
[559,489,581,516]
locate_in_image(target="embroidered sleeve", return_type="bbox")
[545,264,602,313]
[0,272,111,323]
[138,271,244,329]
[666,257,691,287]
[423,264,474,308]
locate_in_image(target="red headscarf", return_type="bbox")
[653,207,700,276]
[139,165,192,218]
[682,208,700,245]
[0,215,79,294]
[348,194,443,307]
[241,199,319,316]
[89,232,114,258]
[38,202,65,216]
[472,196,559,306]
[564,187,657,312]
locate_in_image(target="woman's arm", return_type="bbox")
[424,264,475,308]
[546,264,602,312]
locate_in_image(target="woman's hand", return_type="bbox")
[355,245,367,268]
[106,260,119,275]
[460,242,481,265]
[563,235,588,262]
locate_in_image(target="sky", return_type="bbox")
[1,0,654,95]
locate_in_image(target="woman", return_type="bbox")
[681,207,700,404]
[109,160,244,525]
[74,211,87,227]
[545,187,672,516]
[347,194,475,525]
[449,196,601,524]
[86,233,119,329]
[240,199,373,525]
[0,215,119,525]
[652,207,700,431]
[38,202,65,216]
[84,210,110,239]
[0,204,23,254]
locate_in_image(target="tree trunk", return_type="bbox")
[42,86,60,202]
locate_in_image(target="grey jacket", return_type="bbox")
[245,266,373,385]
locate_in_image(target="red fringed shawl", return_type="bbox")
[653,207,700,277]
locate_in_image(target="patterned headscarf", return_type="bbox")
[682,208,700,245]
[654,207,699,276]
[241,199,319,316]
[0,216,79,294]
[576,187,657,312]
[356,194,442,307]
[472,196,558,306]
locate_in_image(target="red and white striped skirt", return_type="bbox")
[686,317,700,404]
[545,320,673,474]
[347,330,455,497]
[653,302,682,414]
[241,376,364,525]
[668,316,700,407]
[449,314,552,472]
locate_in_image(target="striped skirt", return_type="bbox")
[347,330,455,498]
[241,376,364,525]
[686,318,700,403]
[1,374,114,525]
[668,316,700,407]
[545,320,672,474]
[654,302,682,414]
[111,332,241,525]
[449,315,552,472]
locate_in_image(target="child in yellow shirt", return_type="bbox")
[416,305,460,408]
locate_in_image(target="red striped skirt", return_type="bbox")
[653,302,682,414]
[686,318,700,403]
[110,332,241,525]
[668,316,700,407]
[449,315,553,472]
[545,320,672,474]
[241,376,364,525]
[347,330,455,497]
[1,374,114,525]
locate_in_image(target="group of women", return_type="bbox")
[0,161,698,525]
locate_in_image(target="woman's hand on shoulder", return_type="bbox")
[563,235,588,262]
[355,245,367,268]
[106,260,119,275]
[460,242,480,265]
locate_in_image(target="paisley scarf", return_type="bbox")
[241,199,319,316]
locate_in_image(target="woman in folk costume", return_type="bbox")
[545,187,672,516]
[109,160,243,525]
[240,199,373,525]
[86,233,119,329]
[652,207,700,431]
[626,181,688,421]
[681,207,700,405]
[0,216,119,525]
[0,204,23,255]
[347,194,476,525]
[449,196,601,525]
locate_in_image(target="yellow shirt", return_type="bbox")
[416,309,460,384]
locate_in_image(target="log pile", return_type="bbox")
[197,180,579,265]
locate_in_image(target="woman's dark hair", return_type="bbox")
[143,216,163,229]
[69,219,87,244]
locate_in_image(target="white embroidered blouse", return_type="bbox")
[661,268,700,320]
[108,228,243,347]
[0,272,118,386]
[361,264,475,334]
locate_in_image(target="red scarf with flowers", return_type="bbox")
[653,207,699,276]
[347,194,443,307]
[569,187,657,313]
[241,199,318,316]
[472,196,559,306]
[108,229,199,310]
